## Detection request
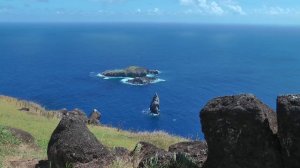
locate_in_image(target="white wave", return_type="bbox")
[142,108,160,116]
[97,73,126,80]
[120,78,166,86]
[120,77,134,84]
[150,113,160,117]
[146,74,155,77]
[142,108,151,114]
[152,78,166,83]
[95,72,165,85]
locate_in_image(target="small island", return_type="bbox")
[100,66,161,85]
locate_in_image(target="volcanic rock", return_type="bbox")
[150,93,160,115]
[47,110,113,168]
[127,77,156,85]
[88,109,101,125]
[169,141,208,167]
[112,147,131,162]
[101,66,157,78]
[131,141,172,168]
[277,95,300,168]
[200,94,282,168]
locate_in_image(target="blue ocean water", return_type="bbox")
[1,23,300,139]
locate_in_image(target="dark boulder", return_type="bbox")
[150,93,160,115]
[169,141,208,167]
[200,94,282,168]
[88,109,101,125]
[148,70,159,75]
[131,141,172,168]
[65,108,89,123]
[277,95,300,168]
[47,110,114,168]
[19,107,30,112]
[112,147,131,162]
[56,108,68,118]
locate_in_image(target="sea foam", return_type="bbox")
[96,72,165,86]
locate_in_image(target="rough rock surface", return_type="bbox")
[131,141,172,168]
[150,93,160,114]
[47,110,114,168]
[69,108,89,123]
[127,77,156,85]
[88,109,101,125]
[101,66,158,78]
[112,147,131,162]
[169,141,208,167]
[277,95,300,168]
[200,94,282,168]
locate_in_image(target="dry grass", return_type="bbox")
[0,95,187,167]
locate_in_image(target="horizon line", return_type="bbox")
[1,20,300,27]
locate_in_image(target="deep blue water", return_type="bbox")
[1,23,300,139]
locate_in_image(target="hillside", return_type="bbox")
[0,95,186,167]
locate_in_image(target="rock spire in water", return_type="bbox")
[150,93,160,115]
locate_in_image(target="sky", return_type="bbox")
[0,0,300,25]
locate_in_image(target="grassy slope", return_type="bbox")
[0,96,186,166]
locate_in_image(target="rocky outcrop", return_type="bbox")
[200,94,282,168]
[127,77,157,85]
[131,141,172,168]
[101,66,160,85]
[47,110,114,168]
[277,95,300,168]
[150,93,160,115]
[88,109,101,125]
[112,147,131,162]
[101,66,159,78]
[169,141,208,167]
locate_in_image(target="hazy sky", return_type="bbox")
[0,0,300,25]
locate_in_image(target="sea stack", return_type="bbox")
[150,93,160,115]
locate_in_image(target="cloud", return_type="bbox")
[253,6,298,16]
[180,0,247,16]
[226,4,246,15]
[147,8,162,15]
[266,7,292,15]
[136,8,142,13]
[180,0,195,6]
[196,0,224,15]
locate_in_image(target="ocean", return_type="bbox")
[1,23,300,139]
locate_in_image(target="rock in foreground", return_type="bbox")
[47,110,113,168]
[169,141,208,167]
[200,94,282,168]
[131,141,172,168]
[277,95,300,168]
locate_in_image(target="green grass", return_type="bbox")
[0,95,186,167]
[0,126,21,145]
[0,126,20,167]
